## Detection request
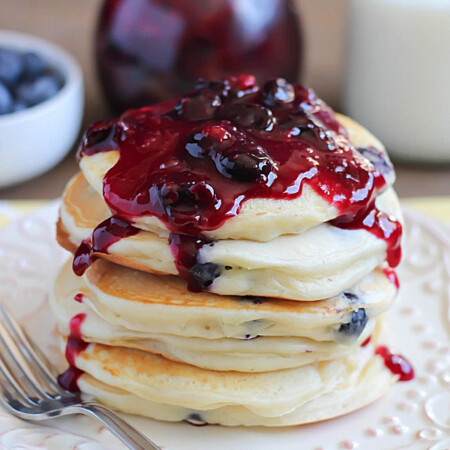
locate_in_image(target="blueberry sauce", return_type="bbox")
[56,365,84,393]
[168,234,209,291]
[375,346,414,381]
[73,216,138,276]
[75,76,402,288]
[73,293,84,303]
[357,146,394,181]
[96,0,301,112]
[57,313,88,392]
[332,206,402,268]
[383,267,400,289]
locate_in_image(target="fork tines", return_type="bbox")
[0,304,72,414]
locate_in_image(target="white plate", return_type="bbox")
[0,202,448,450]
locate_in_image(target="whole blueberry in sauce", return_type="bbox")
[262,78,295,106]
[219,103,275,131]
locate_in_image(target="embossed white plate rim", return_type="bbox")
[0,202,448,450]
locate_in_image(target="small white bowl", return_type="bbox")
[0,30,84,188]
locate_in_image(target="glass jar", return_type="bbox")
[96,0,302,113]
[343,0,450,162]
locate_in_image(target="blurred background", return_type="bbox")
[0,0,448,200]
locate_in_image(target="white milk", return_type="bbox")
[343,0,450,162]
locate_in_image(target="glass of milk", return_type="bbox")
[343,0,450,163]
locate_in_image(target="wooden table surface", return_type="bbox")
[0,0,448,200]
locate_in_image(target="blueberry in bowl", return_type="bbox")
[0,30,83,188]
[0,47,64,115]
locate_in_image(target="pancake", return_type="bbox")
[79,113,394,242]
[52,78,406,427]
[78,364,392,427]
[51,261,385,372]
[58,172,401,301]
[53,260,396,343]
[59,324,396,426]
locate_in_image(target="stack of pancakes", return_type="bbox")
[51,101,403,425]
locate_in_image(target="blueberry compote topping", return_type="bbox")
[73,293,84,303]
[357,146,394,183]
[76,76,402,289]
[383,267,400,289]
[73,216,138,276]
[57,313,88,392]
[376,346,414,381]
[168,234,221,290]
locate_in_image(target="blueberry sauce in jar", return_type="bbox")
[57,313,88,392]
[96,0,302,112]
[75,76,402,290]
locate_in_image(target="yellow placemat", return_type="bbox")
[402,196,450,224]
[0,200,47,228]
[0,197,449,229]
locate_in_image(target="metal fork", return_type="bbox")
[0,304,160,450]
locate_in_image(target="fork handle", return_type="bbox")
[73,402,161,450]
